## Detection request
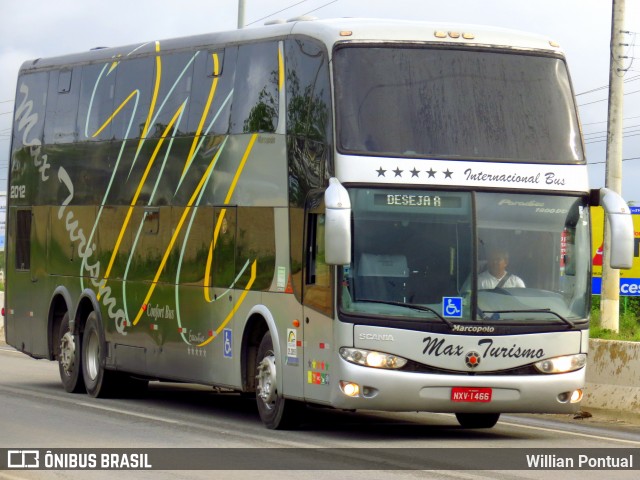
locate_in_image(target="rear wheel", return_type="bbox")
[455,412,500,429]
[58,312,85,393]
[255,331,301,429]
[82,312,117,398]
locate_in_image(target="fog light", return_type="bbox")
[340,381,360,397]
[570,389,583,403]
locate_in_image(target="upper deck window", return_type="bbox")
[334,45,583,164]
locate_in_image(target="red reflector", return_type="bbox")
[1,308,4,316]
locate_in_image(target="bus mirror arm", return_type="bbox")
[592,188,634,269]
[324,178,352,266]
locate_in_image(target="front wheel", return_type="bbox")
[58,312,85,393]
[455,412,500,429]
[255,331,301,429]
[82,312,117,398]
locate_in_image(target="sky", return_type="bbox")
[0,0,639,202]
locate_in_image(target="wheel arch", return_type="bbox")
[241,305,280,392]
[73,289,103,337]
[47,287,73,361]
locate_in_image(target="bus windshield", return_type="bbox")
[341,189,591,325]
[333,45,583,163]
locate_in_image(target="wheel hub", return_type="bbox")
[59,332,76,374]
[256,355,277,406]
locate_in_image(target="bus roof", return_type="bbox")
[19,17,562,73]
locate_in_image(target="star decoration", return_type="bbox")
[426,168,437,178]
[393,167,403,177]
[410,168,420,178]
[443,169,453,179]
[376,167,387,177]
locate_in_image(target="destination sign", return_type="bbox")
[375,194,462,208]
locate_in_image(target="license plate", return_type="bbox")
[451,387,492,403]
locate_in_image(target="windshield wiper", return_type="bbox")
[480,308,576,329]
[356,299,454,329]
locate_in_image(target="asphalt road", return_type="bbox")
[1,344,639,480]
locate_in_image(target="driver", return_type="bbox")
[478,249,525,289]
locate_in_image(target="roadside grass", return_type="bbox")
[590,296,640,341]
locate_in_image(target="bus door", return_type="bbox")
[302,197,334,403]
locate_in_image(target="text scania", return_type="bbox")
[422,337,545,360]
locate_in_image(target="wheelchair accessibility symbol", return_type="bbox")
[442,297,463,318]
[223,329,233,358]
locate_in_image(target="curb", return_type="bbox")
[584,338,640,414]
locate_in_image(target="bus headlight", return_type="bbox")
[340,347,408,369]
[534,354,586,374]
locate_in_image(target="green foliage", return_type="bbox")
[590,296,640,341]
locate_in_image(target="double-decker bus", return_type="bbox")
[5,18,633,429]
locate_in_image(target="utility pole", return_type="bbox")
[600,0,626,332]
[238,0,246,29]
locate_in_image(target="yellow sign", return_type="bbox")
[591,206,640,295]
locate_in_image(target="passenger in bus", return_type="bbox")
[478,249,526,289]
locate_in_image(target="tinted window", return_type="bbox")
[77,63,116,141]
[236,207,275,290]
[230,42,280,133]
[334,46,583,163]
[12,72,48,151]
[152,51,197,137]
[188,48,236,135]
[285,39,331,143]
[44,68,81,144]
[111,56,154,140]
[15,210,32,270]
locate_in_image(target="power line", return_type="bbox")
[585,131,640,144]
[583,123,640,137]
[575,74,640,96]
[301,0,338,16]
[582,114,640,126]
[245,0,312,26]
[588,156,640,165]
[577,87,640,106]
[246,0,339,26]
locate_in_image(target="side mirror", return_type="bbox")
[324,178,351,265]
[596,188,634,269]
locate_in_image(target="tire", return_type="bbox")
[58,312,85,393]
[82,312,117,398]
[455,413,500,429]
[255,331,301,429]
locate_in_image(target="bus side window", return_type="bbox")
[77,63,115,141]
[15,210,32,271]
[44,68,81,144]
[285,38,332,144]
[230,42,279,134]
[304,212,332,316]
[151,51,196,137]
[111,56,154,140]
[188,47,236,135]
